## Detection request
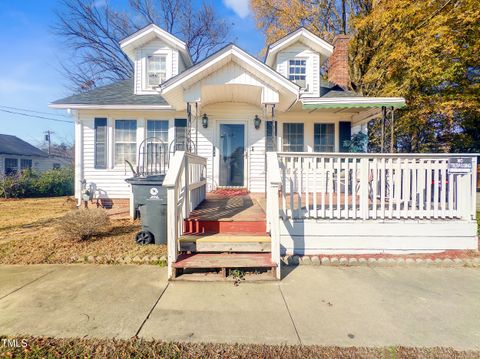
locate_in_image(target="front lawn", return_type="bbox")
[0,197,166,265]
[0,337,478,359]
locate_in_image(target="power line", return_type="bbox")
[0,108,74,124]
[0,104,71,118]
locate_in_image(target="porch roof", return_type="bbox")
[158,44,300,112]
[301,97,406,110]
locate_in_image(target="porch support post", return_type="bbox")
[271,104,277,152]
[186,102,192,153]
[390,107,395,153]
[381,106,386,153]
[195,102,199,155]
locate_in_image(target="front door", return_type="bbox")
[218,123,245,187]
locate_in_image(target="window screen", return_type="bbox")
[115,120,137,166]
[266,121,278,151]
[288,59,307,88]
[147,120,169,143]
[20,159,32,170]
[4,158,18,175]
[174,119,187,151]
[282,123,304,152]
[147,55,166,88]
[314,124,335,152]
[94,118,107,169]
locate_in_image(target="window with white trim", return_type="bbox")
[147,120,169,143]
[115,120,137,166]
[20,159,32,171]
[288,59,307,89]
[146,120,169,165]
[147,55,166,88]
[283,123,304,152]
[314,124,335,152]
[4,158,18,175]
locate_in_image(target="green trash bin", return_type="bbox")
[137,196,167,245]
[126,175,166,219]
[126,175,167,245]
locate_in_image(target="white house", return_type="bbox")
[0,134,70,175]
[51,25,478,280]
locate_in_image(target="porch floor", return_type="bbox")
[189,193,266,221]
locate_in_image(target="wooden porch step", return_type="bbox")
[179,234,271,252]
[184,219,267,235]
[172,253,277,281]
[173,252,275,269]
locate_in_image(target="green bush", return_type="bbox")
[0,167,74,198]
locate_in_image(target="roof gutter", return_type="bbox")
[48,104,174,110]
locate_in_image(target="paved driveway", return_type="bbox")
[0,264,479,349]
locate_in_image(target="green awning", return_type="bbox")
[302,98,406,110]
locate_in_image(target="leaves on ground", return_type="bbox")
[0,197,166,265]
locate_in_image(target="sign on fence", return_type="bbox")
[448,157,473,174]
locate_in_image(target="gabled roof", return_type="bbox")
[120,24,193,67]
[159,44,300,111]
[50,79,171,110]
[160,43,299,93]
[265,27,334,67]
[0,134,48,157]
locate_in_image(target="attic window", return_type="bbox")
[147,55,166,88]
[288,59,307,89]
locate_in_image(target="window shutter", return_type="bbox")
[339,121,352,152]
[94,118,107,169]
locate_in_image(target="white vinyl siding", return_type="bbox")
[134,39,180,94]
[114,120,137,166]
[276,43,320,97]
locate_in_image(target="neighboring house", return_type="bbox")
[51,25,477,279]
[0,134,70,176]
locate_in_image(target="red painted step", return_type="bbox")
[184,219,266,235]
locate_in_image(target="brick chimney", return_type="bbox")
[327,35,351,89]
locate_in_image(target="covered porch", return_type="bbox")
[163,150,477,280]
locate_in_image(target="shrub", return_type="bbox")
[0,167,73,198]
[32,167,74,197]
[59,208,109,240]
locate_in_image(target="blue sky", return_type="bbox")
[0,0,264,147]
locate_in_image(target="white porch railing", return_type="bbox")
[163,151,207,278]
[273,152,477,221]
[266,152,282,279]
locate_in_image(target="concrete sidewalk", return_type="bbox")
[0,264,479,349]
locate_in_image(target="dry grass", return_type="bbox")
[0,337,478,359]
[0,197,166,265]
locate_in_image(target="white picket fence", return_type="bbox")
[163,151,207,278]
[274,153,477,221]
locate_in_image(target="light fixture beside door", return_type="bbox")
[254,115,261,130]
[202,113,208,128]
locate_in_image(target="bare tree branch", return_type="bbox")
[54,0,230,93]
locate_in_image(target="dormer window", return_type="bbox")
[147,55,166,88]
[288,59,307,90]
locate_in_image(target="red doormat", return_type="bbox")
[211,188,249,197]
